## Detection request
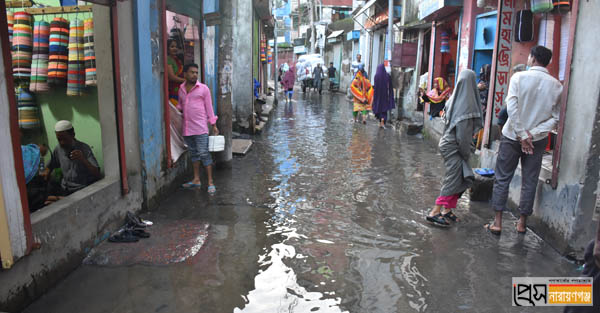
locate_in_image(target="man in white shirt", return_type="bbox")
[486,46,563,235]
[351,54,364,77]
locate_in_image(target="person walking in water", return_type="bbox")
[282,66,296,103]
[350,65,373,124]
[426,70,483,226]
[372,64,395,129]
[178,64,219,194]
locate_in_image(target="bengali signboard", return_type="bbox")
[490,0,515,120]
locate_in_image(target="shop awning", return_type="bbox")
[418,0,462,21]
[327,30,345,39]
[166,0,202,20]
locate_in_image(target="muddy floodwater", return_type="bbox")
[24,91,578,313]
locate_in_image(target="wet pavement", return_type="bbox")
[24,91,579,313]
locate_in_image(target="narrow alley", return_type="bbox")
[23,91,576,313]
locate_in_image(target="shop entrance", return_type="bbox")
[472,11,497,77]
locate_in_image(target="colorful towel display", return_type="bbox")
[7,11,14,45]
[48,17,69,86]
[83,18,96,86]
[16,88,40,129]
[12,11,33,84]
[30,21,50,93]
[67,19,85,96]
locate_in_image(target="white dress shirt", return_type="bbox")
[502,66,563,142]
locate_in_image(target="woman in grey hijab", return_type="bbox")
[426,70,483,227]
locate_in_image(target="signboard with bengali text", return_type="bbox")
[490,0,515,120]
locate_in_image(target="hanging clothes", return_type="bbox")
[12,11,33,84]
[48,17,69,86]
[67,19,85,96]
[30,20,50,93]
[84,18,97,86]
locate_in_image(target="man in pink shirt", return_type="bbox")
[178,63,219,194]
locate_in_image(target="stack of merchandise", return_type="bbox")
[67,19,84,96]
[7,11,13,46]
[30,21,50,93]
[83,18,96,86]
[16,87,40,129]
[12,11,33,84]
[48,17,69,86]
[440,31,450,53]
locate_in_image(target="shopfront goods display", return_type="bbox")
[67,19,84,96]
[12,11,33,84]
[30,20,50,92]
[83,18,96,86]
[515,10,534,42]
[531,0,554,13]
[48,17,69,86]
[16,87,40,129]
[7,10,13,45]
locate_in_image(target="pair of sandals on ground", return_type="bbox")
[109,212,153,243]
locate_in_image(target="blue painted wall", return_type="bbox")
[133,0,164,198]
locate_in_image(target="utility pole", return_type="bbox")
[387,0,394,67]
[310,0,316,53]
[274,16,279,104]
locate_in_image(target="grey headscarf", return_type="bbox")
[443,69,484,135]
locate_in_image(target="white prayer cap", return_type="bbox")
[55,120,74,132]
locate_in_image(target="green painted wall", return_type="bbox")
[37,88,103,171]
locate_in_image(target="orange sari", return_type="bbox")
[350,71,374,111]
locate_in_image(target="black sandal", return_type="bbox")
[442,210,459,222]
[426,213,450,227]
[108,230,140,243]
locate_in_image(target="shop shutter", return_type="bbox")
[392,43,418,68]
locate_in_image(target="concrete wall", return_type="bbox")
[231,0,254,130]
[0,4,145,311]
[0,13,27,261]
[133,0,190,208]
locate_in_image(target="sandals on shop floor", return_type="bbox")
[425,213,450,227]
[442,210,459,222]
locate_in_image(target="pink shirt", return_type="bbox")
[177,81,218,136]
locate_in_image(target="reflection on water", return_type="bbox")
[236,93,575,313]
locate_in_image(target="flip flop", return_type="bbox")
[207,185,216,195]
[108,230,139,243]
[425,213,450,227]
[182,181,202,189]
[515,222,527,234]
[484,223,502,236]
[442,210,459,222]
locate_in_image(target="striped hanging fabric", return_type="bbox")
[12,11,33,84]
[67,19,84,96]
[48,17,69,86]
[7,11,14,45]
[83,18,96,86]
[16,87,40,129]
[30,20,50,93]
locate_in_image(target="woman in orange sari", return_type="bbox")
[350,66,374,124]
[423,77,451,118]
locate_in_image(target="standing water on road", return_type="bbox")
[24,92,577,313]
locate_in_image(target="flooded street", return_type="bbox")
[25,91,577,313]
